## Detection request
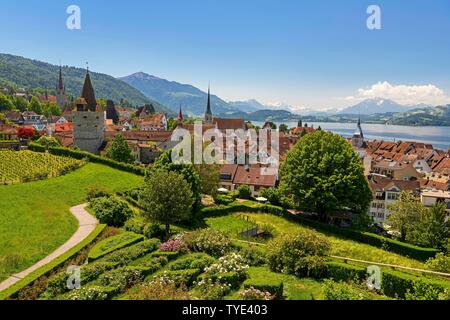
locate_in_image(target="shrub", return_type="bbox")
[184,228,231,258]
[267,231,331,278]
[159,239,189,253]
[204,253,249,279]
[89,197,132,227]
[168,254,215,271]
[124,217,146,235]
[322,280,369,300]
[100,239,161,265]
[260,187,282,206]
[157,269,201,287]
[88,232,144,261]
[45,262,117,297]
[324,261,368,282]
[426,253,450,273]
[66,285,116,300]
[143,223,165,239]
[239,247,267,267]
[150,251,180,261]
[237,185,252,199]
[98,267,144,292]
[381,268,450,299]
[127,275,190,300]
[405,280,443,300]
[86,186,111,201]
[240,287,276,300]
[129,255,169,270]
[195,278,232,300]
[198,272,242,289]
[243,279,283,299]
[214,193,236,206]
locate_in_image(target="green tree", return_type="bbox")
[154,149,201,206]
[14,96,29,112]
[29,96,42,114]
[36,136,61,149]
[195,163,220,196]
[408,202,449,248]
[139,169,194,236]
[237,185,252,199]
[42,102,62,117]
[388,192,426,242]
[280,130,372,224]
[167,118,179,131]
[279,124,288,133]
[106,134,135,164]
[0,93,14,112]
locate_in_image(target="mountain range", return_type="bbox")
[0,53,172,114]
[337,98,432,115]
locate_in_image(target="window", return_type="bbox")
[387,192,399,200]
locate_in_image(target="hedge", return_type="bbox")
[150,251,180,261]
[243,278,284,299]
[100,239,161,265]
[44,261,119,297]
[29,146,148,176]
[201,201,439,262]
[88,232,144,261]
[0,224,106,300]
[198,272,243,289]
[161,269,202,287]
[324,260,450,299]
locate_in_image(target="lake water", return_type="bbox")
[253,121,450,151]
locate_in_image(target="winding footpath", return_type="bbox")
[0,204,98,292]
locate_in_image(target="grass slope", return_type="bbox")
[0,163,143,282]
[207,213,425,269]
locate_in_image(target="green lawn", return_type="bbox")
[207,213,426,269]
[205,214,256,236]
[0,163,144,282]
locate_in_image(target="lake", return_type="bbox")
[253,121,450,151]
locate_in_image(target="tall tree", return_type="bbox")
[140,169,194,236]
[408,202,449,249]
[388,192,425,241]
[106,134,134,164]
[14,96,29,112]
[0,93,14,112]
[280,130,372,225]
[29,96,42,114]
[279,123,288,133]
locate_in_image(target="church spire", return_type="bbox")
[81,66,97,111]
[178,104,184,123]
[57,66,64,91]
[205,82,213,124]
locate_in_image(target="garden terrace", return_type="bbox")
[0,163,144,283]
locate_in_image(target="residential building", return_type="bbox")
[368,176,420,224]
[421,190,450,217]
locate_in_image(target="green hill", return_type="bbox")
[0,53,172,114]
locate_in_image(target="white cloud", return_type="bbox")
[344,81,450,106]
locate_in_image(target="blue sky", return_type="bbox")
[1,0,449,110]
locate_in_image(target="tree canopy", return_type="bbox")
[280,130,372,224]
[106,134,135,164]
[139,169,194,235]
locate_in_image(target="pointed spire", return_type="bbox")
[178,104,184,123]
[81,65,97,111]
[206,83,212,115]
[57,65,64,91]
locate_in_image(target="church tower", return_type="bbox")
[204,84,214,124]
[352,116,365,149]
[73,67,105,154]
[178,104,184,125]
[56,66,67,109]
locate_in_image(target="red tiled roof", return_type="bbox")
[55,123,73,133]
[105,130,173,142]
[233,165,277,187]
[213,118,246,130]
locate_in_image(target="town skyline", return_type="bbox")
[1,0,450,110]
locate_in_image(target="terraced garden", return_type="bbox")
[0,163,144,282]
